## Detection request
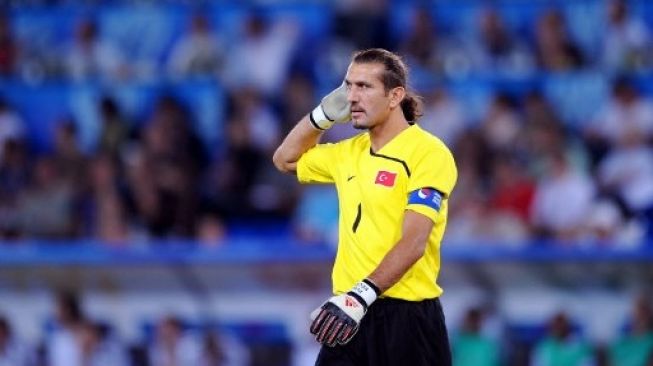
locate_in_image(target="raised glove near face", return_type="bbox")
[309,279,380,347]
[309,82,351,130]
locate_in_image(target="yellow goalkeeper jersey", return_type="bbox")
[296,124,457,301]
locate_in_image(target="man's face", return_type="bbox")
[345,62,392,130]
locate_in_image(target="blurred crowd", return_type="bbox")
[0,291,651,366]
[0,291,251,366]
[450,295,653,366]
[0,0,653,247]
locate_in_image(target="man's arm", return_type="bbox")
[272,115,323,174]
[309,210,434,347]
[272,82,351,174]
[367,210,433,292]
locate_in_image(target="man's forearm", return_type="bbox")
[367,236,426,293]
[272,115,323,173]
[367,211,432,293]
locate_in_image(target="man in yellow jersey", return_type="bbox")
[273,48,457,366]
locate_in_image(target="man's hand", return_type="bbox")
[309,82,351,130]
[309,279,380,347]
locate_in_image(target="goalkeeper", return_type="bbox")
[273,48,457,366]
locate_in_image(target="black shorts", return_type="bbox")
[315,297,452,366]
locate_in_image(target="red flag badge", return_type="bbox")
[375,170,397,187]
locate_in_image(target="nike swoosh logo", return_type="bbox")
[347,175,355,181]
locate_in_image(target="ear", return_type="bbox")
[389,87,406,109]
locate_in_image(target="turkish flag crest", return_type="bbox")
[375,170,397,187]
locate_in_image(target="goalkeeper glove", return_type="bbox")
[309,279,380,347]
[309,82,351,130]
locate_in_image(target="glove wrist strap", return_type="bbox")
[309,105,335,131]
[349,279,380,309]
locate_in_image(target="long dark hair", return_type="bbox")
[352,48,423,123]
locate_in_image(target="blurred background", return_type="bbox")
[0,0,652,365]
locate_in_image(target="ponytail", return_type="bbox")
[401,92,423,123]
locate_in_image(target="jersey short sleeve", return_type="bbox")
[406,147,457,221]
[296,142,341,184]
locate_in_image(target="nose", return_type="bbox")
[347,87,359,103]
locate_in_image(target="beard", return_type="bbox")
[352,117,369,130]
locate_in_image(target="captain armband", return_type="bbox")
[408,187,444,211]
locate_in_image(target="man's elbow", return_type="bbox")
[272,148,296,174]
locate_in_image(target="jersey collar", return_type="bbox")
[369,124,419,155]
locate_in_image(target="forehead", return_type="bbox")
[345,62,385,84]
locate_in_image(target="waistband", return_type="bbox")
[373,296,442,307]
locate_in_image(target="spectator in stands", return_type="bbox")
[398,6,471,78]
[0,98,28,238]
[0,139,29,239]
[199,331,251,366]
[199,332,225,366]
[65,18,128,82]
[333,0,391,50]
[452,308,500,366]
[522,91,564,135]
[487,153,535,236]
[247,159,300,219]
[97,96,130,160]
[0,315,34,366]
[520,91,590,180]
[602,0,652,73]
[203,114,264,218]
[148,315,201,366]
[16,156,77,238]
[596,122,653,228]
[204,87,296,219]
[521,91,565,170]
[124,146,165,238]
[167,13,225,80]
[228,87,281,154]
[85,153,129,244]
[77,320,128,366]
[480,94,523,152]
[47,291,86,366]
[399,7,437,72]
[420,88,467,146]
[0,13,16,77]
[445,132,494,243]
[587,79,653,161]
[52,119,88,192]
[531,312,594,366]
[195,212,226,247]
[582,197,645,247]
[125,144,194,238]
[530,149,595,241]
[0,98,25,163]
[470,7,535,76]
[447,151,533,244]
[126,96,203,237]
[609,296,653,366]
[279,73,316,135]
[534,10,585,71]
[223,11,298,96]
[449,130,535,245]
